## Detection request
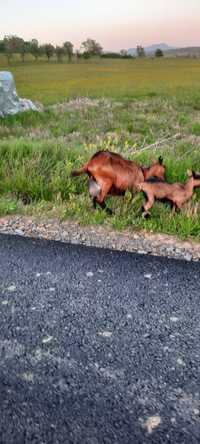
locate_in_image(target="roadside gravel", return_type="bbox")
[0,215,200,262]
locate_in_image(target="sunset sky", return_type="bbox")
[1,0,200,50]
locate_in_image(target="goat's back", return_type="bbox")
[88,151,143,188]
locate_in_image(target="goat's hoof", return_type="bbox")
[106,208,113,216]
[21,193,31,205]
[142,211,150,219]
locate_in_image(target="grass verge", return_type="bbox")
[1,133,200,240]
[0,57,200,240]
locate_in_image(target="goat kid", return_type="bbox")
[139,170,200,217]
[71,150,165,214]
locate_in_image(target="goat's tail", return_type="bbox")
[71,164,88,177]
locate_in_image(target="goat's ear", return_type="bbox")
[187,169,193,177]
[158,156,163,165]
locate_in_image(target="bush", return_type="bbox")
[155,49,164,58]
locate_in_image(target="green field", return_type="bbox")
[1,56,200,103]
[0,56,200,239]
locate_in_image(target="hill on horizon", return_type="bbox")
[165,46,200,57]
[127,43,175,56]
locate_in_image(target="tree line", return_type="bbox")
[0,36,104,63]
[0,35,164,63]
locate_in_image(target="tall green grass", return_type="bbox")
[1,137,200,239]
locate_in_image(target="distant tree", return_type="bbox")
[38,44,46,58]
[82,51,90,60]
[101,52,122,59]
[136,45,146,58]
[43,43,55,61]
[81,38,102,57]
[18,40,30,62]
[120,49,128,57]
[3,35,24,62]
[155,48,164,57]
[4,41,13,63]
[55,45,65,62]
[75,49,81,62]
[29,39,40,60]
[63,41,73,62]
[119,49,132,59]
[0,40,5,53]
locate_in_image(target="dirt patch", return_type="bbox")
[49,98,113,113]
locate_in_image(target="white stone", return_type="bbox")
[42,335,53,344]
[0,71,40,117]
[177,357,185,366]
[144,273,152,279]
[144,415,161,434]
[170,316,179,322]
[15,229,24,236]
[86,271,94,277]
[7,285,16,292]
[98,331,112,338]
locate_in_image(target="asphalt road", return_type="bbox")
[0,233,200,444]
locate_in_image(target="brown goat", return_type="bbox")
[71,150,166,214]
[139,170,200,217]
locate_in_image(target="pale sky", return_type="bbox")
[1,0,200,50]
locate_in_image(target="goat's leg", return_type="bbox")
[172,203,177,215]
[93,198,112,214]
[173,202,182,214]
[95,179,113,215]
[142,194,155,218]
[172,200,183,215]
[93,198,97,209]
[88,178,103,211]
